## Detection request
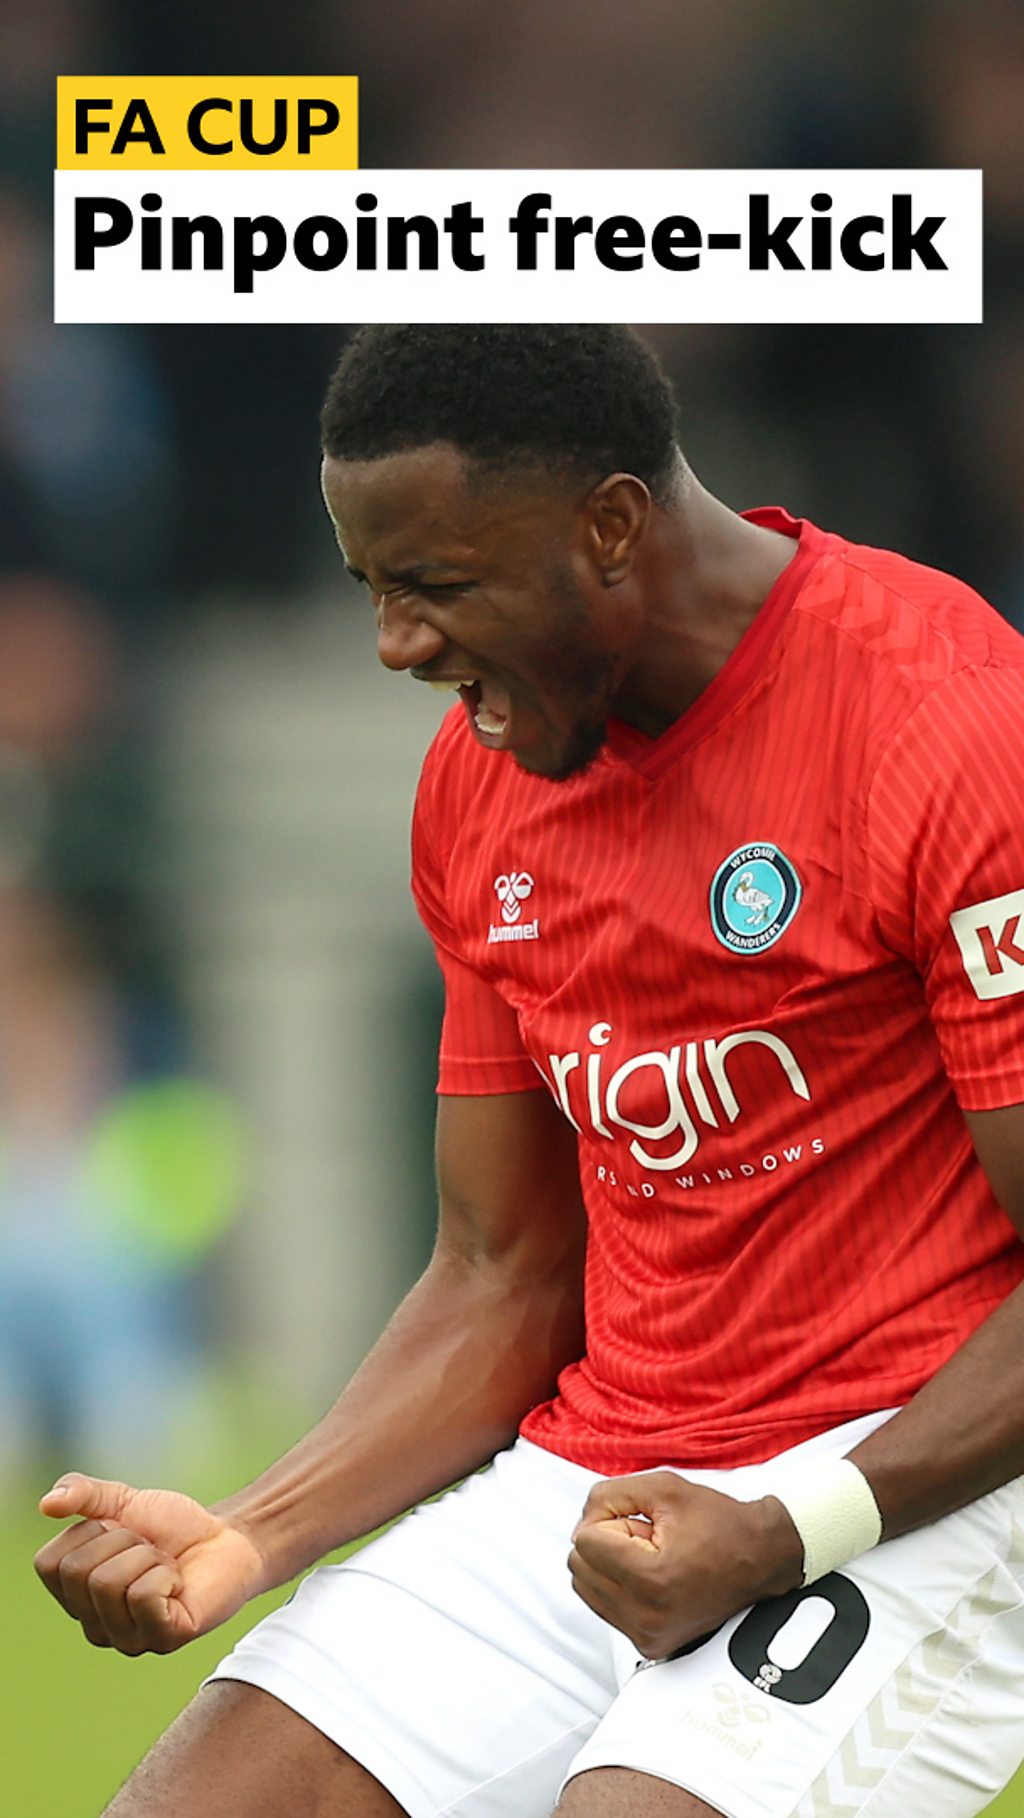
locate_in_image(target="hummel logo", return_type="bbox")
[712,1682,771,1727]
[488,871,540,947]
[494,871,535,924]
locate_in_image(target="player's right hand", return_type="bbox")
[34,1473,267,1656]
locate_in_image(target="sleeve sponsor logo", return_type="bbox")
[949,888,1024,999]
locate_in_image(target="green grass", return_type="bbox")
[7,1493,1024,1817]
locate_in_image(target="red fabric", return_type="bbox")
[411,510,1024,1472]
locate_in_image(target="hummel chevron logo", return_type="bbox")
[488,871,540,946]
[712,1682,771,1728]
[950,888,1024,1000]
[493,871,534,924]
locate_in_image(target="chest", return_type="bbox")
[446,740,880,1039]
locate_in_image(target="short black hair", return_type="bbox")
[320,325,680,502]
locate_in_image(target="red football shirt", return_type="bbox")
[411,509,1024,1472]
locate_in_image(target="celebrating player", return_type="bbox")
[35,326,1024,1818]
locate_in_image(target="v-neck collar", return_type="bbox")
[603,507,827,780]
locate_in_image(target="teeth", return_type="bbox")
[475,705,508,735]
[426,679,460,692]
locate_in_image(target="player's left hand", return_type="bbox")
[568,1471,803,1659]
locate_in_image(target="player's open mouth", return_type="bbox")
[425,676,511,747]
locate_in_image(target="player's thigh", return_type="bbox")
[102,1681,406,1817]
[558,1766,723,1816]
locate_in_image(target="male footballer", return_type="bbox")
[36,325,1024,1817]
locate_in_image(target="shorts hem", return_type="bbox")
[205,1660,436,1818]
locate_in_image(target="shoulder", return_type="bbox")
[797,528,1024,697]
[786,530,1024,781]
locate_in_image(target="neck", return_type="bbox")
[609,479,797,738]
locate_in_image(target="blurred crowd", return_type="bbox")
[0,0,1020,1497]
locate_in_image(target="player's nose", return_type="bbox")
[376,600,446,672]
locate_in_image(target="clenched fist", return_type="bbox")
[34,1473,267,1657]
[567,1471,804,1659]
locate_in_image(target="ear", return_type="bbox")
[583,475,651,586]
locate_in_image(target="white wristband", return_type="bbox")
[775,1458,883,1586]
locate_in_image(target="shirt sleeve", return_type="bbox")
[410,740,544,1097]
[865,663,1024,1111]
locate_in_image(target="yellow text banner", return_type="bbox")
[57,77,358,170]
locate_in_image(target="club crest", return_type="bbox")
[710,842,801,955]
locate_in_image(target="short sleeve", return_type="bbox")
[410,742,544,1097]
[866,664,1024,1110]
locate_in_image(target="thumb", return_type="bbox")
[573,1514,658,1567]
[39,1472,135,1523]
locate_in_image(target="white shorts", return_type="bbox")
[208,1415,1024,1818]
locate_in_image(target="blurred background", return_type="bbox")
[1,0,1022,1812]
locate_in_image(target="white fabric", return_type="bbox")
[207,1417,1024,1818]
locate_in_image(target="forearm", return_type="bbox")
[213,1249,584,1590]
[847,1277,1024,1536]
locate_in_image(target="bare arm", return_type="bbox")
[35,1088,586,1650]
[845,1103,1024,1532]
[216,1088,587,1582]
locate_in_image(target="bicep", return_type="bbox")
[964,1103,1024,1239]
[435,1089,587,1283]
